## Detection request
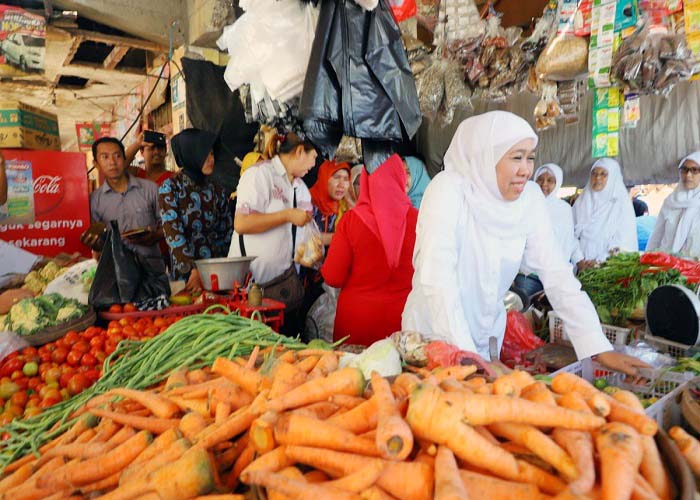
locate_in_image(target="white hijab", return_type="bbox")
[443,110,539,238]
[573,158,636,260]
[535,163,564,201]
[663,151,700,252]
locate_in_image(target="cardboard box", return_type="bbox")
[0,101,60,151]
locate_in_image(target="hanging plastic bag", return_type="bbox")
[500,310,544,368]
[389,0,417,22]
[88,222,171,311]
[294,220,325,269]
[0,332,29,360]
[304,284,340,343]
[536,0,588,81]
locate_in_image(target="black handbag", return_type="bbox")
[239,188,305,312]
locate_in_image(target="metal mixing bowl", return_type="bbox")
[194,257,256,291]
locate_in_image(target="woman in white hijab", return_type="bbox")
[402,111,646,375]
[647,152,700,257]
[572,158,638,262]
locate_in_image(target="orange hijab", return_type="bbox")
[310,160,351,217]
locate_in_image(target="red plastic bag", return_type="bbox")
[500,310,544,368]
[424,341,495,376]
[389,0,417,23]
[640,252,700,284]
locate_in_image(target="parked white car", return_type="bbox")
[1,33,45,72]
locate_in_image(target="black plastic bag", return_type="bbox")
[88,221,170,310]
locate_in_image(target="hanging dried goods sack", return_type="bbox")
[536,35,589,80]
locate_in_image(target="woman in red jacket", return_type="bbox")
[321,155,418,346]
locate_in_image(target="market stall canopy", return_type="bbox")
[417,81,700,186]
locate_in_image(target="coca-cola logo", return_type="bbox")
[33,175,65,215]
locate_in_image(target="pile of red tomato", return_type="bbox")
[0,315,182,424]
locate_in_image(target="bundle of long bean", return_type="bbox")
[0,306,310,469]
[578,252,685,325]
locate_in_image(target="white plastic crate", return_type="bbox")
[552,359,695,429]
[548,311,632,346]
[644,333,692,359]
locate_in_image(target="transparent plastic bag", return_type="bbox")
[304,283,339,343]
[294,220,325,269]
[416,58,446,120]
[443,61,471,111]
[0,332,29,360]
[536,35,588,81]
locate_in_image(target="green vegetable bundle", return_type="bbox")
[0,306,311,470]
[578,252,686,325]
[3,294,88,336]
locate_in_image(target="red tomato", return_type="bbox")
[63,331,80,345]
[104,340,118,355]
[38,351,52,363]
[108,304,123,313]
[21,347,38,357]
[67,374,90,396]
[82,327,100,340]
[10,370,22,381]
[107,327,122,337]
[14,378,28,391]
[10,391,28,408]
[84,370,100,383]
[26,396,40,408]
[44,367,61,385]
[74,342,90,354]
[59,372,72,389]
[153,318,167,329]
[5,405,23,418]
[51,348,68,365]
[66,351,82,367]
[27,377,41,391]
[94,351,107,364]
[2,358,23,377]
[80,353,97,367]
[123,303,138,313]
[40,397,61,409]
[0,414,12,426]
[24,407,42,418]
[144,327,158,337]
[89,337,104,350]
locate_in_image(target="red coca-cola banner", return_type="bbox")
[0,149,90,257]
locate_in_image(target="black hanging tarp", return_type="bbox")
[182,57,259,192]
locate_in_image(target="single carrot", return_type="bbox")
[244,470,360,500]
[108,388,181,418]
[406,386,519,480]
[330,394,366,410]
[614,391,671,500]
[552,373,657,435]
[33,441,112,467]
[669,426,700,475]
[458,469,540,500]
[296,355,320,373]
[296,348,336,357]
[187,368,209,384]
[411,384,605,430]
[250,410,280,454]
[269,362,307,399]
[551,428,595,494]
[268,466,306,500]
[305,470,330,483]
[520,382,557,406]
[0,461,33,494]
[309,352,339,379]
[179,411,210,441]
[633,473,662,500]
[360,486,398,500]
[267,367,365,412]
[595,422,643,500]
[278,350,296,364]
[212,357,263,395]
[439,378,465,393]
[462,377,487,391]
[493,371,536,397]
[215,401,232,424]
[106,425,137,447]
[167,395,210,418]
[216,435,249,471]
[515,459,567,495]
[392,373,422,400]
[165,368,188,391]
[210,383,254,411]
[245,345,260,370]
[194,406,258,450]
[274,413,379,457]
[37,430,153,489]
[89,408,179,434]
[361,429,377,441]
[327,396,378,434]
[285,446,433,500]
[325,461,385,493]
[371,372,414,461]
[432,365,477,383]
[434,445,469,500]
[229,443,255,490]
[240,446,294,483]
[489,422,578,481]
[79,471,120,494]
[473,426,499,446]
[291,401,340,420]
[167,377,226,396]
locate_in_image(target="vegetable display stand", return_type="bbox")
[25,309,96,346]
[552,359,695,430]
[548,311,633,346]
[644,332,693,359]
[98,302,209,321]
[218,298,286,332]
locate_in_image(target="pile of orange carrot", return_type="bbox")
[0,345,678,499]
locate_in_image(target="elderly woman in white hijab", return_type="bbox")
[402,111,646,376]
[647,152,700,257]
[572,158,638,262]
[517,164,584,295]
